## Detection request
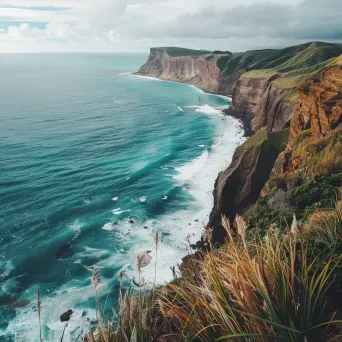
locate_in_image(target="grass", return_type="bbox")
[155,47,211,57]
[160,211,342,342]
[267,128,290,152]
[335,55,342,65]
[241,69,278,79]
[273,74,312,89]
[217,42,342,77]
[241,127,267,149]
[289,125,342,178]
[217,42,342,98]
[27,201,342,341]
[285,88,299,103]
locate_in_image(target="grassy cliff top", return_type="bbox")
[152,47,232,57]
[152,47,212,57]
[154,43,342,84]
[217,41,342,78]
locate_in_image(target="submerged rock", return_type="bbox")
[138,250,152,268]
[60,309,73,322]
[56,242,73,259]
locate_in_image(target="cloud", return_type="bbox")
[0,0,341,52]
[136,0,342,41]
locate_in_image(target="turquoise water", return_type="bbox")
[0,54,243,340]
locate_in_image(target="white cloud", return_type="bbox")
[0,0,341,52]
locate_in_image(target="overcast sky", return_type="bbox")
[0,0,341,52]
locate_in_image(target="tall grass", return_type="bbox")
[34,204,342,341]
[159,215,341,341]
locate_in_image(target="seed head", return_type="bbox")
[92,267,100,288]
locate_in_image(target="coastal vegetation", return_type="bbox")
[216,42,342,77]
[30,200,342,341]
[154,47,210,57]
[74,202,341,341]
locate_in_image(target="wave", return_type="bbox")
[123,116,245,289]
[130,74,162,81]
[102,222,117,231]
[118,72,133,75]
[190,85,205,94]
[174,150,209,182]
[216,94,232,101]
[139,196,147,203]
[177,106,184,112]
[112,208,131,215]
[185,104,222,115]
[125,152,174,184]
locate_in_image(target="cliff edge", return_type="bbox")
[138,43,342,245]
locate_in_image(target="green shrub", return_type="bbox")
[289,174,341,210]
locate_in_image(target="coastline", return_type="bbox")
[125,72,246,280]
[132,71,251,136]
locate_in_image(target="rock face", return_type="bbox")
[138,47,342,246]
[262,62,342,197]
[227,76,294,134]
[266,64,342,182]
[138,48,294,135]
[288,65,342,145]
[138,48,222,93]
[207,128,289,244]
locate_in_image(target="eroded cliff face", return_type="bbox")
[209,61,342,244]
[265,63,342,188]
[288,65,342,145]
[138,48,342,247]
[139,48,294,135]
[207,128,289,244]
[227,75,295,134]
[138,48,222,93]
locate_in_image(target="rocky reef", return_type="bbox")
[138,43,342,245]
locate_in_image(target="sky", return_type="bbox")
[0,0,341,53]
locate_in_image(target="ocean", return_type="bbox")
[0,53,244,341]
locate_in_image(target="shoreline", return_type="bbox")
[125,71,246,268]
[132,72,251,135]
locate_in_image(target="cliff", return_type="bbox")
[210,60,342,240]
[208,128,289,244]
[138,43,342,245]
[265,61,342,191]
[138,47,223,93]
[139,43,342,135]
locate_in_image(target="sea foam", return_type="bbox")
[123,105,245,288]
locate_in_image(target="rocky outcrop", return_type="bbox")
[138,48,222,93]
[226,75,294,134]
[207,128,289,244]
[274,64,342,177]
[138,48,294,135]
[263,62,342,194]
[288,65,342,145]
[138,47,342,246]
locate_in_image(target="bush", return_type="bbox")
[160,215,342,342]
[289,174,341,210]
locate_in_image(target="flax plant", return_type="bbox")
[160,213,342,341]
